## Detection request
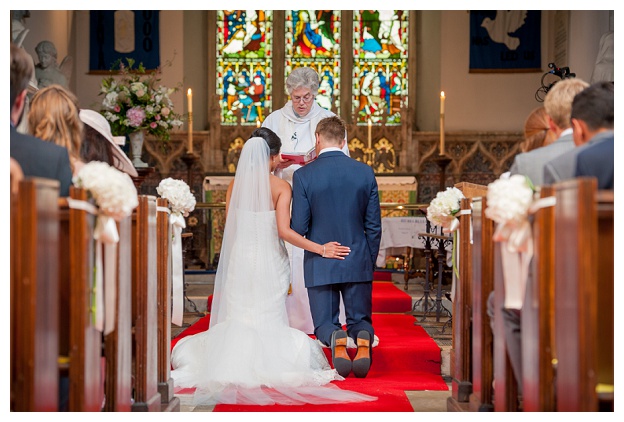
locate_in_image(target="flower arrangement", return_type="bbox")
[485,174,536,229]
[73,161,139,221]
[156,178,196,217]
[99,58,183,142]
[426,187,465,232]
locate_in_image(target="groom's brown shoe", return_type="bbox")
[331,330,352,377]
[352,330,372,378]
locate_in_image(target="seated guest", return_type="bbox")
[543,81,614,185]
[79,109,138,177]
[574,138,614,189]
[509,78,588,186]
[10,43,73,196]
[28,83,84,176]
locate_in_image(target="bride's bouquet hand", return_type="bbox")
[322,242,350,260]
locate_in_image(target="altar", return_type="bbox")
[376,216,452,268]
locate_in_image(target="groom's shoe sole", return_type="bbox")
[331,330,352,377]
[352,331,372,378]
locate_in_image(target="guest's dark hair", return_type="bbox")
[315,116,346,145]
[250,127,282,156]
[571,81,614,131]
[81,125,114,165]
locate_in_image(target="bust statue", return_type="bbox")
[34,40,72,89]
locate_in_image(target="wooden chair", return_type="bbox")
[11,178,60,411]
[156,198,180,411]
[102,216,133,411]
[131,195,162,410]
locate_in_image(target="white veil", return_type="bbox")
[209,137,273,328]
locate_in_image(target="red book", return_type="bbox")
[281,147,317,165]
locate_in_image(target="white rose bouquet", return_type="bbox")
[426,187,465,232]
[156,178,196,216]
[485,174,536,251]
[73,161,139,221]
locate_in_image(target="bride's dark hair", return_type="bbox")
[249,127,282,155]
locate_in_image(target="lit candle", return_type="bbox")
[440,91,445,155]
[368,118,372,149]
[256,119,261,128]
[187,88,193,153]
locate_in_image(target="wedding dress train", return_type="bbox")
[170,209,376,406]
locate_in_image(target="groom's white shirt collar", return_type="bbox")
[319,147,342,155]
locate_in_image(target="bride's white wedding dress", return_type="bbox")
[170,137,376,406]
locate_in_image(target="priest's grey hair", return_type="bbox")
[285,67,319,95]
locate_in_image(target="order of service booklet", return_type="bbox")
[280,147,317,165]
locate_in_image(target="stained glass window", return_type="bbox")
[352,10,409,125]
[216,10,273,125]
[285,10,341,111]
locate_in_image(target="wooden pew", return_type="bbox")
[552,178,613,411]
[131,195,162,411]
[11,178,60,411]
[102,216,133,411]
[58,186,103,411]
[156,198,180,411]
[447,182,488,411]
[521,185,556,411]
[468,197,495,411]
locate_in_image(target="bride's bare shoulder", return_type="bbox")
[269,174,292,192]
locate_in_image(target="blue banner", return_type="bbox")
[469,10,541,72]
[89,11,160,72]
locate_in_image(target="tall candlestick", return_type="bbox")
[368,118,372,149]
[440,91,445,155]
[187,88,193,153]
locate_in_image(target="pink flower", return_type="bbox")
[114,105,121,113]
[161,107,170,117]
[126,107,146,127]
[150,122,158,129]
[155,114,161,121]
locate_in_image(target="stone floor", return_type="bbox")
[172,271,454,412]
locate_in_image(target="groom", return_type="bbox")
[291,116,381,378]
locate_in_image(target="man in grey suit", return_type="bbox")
[10,42,73,197]
[544,81,614,185]
[508,78,589,186]
[291,116,381,378]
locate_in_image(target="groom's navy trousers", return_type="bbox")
[291,150,381,346]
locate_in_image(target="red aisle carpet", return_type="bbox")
[173,277,447,411]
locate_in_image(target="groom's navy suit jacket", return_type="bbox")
[291,150,381,287]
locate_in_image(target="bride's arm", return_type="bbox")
[274,181,350,260]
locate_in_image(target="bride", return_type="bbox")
[170,129,377,406]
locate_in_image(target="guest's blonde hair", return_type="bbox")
[543,78,589,130]
[29,84,83,168]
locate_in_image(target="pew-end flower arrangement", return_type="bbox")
[156,177,196,217]
[426,186,465,233]
[484,174,536,252]
[157,177,196,327]
[72,161,139,334]
[73,161,139,222]
[99,57,184,142]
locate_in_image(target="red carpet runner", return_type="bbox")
[173,277,447,411]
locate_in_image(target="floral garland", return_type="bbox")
[156,178,196,216]
[99,58,183,142]
[426,186,465,232]
[73,161,139,220]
